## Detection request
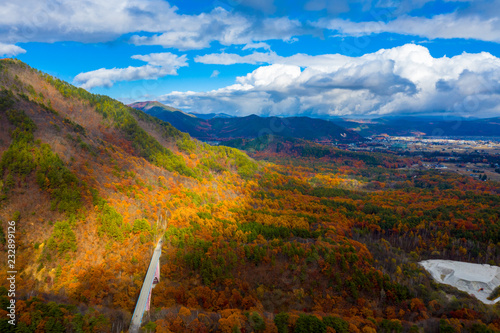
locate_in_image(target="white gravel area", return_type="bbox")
[419,259,500,304]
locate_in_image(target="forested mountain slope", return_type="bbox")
[0,59,256,332]
[130,101,364,143]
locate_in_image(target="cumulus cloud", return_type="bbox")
[158,44,500,117]
[74,52,187,89]
[303,59,416,96]
[1,0,497,52]
[129,10,302,50]
[1,0,498,50]
[0,1,301,48]
[0,43,26,57]
[0,0,176,44]
[210,70,220,78]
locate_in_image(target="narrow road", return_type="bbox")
[129,238,163,333]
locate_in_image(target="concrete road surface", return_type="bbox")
[129,238,163,333]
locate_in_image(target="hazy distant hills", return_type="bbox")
[129,101,500,139]
[129,101,364,143]
[189,112,234,119]
[335,116,500,137]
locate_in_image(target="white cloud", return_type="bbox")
[1,0,497,52]
[242,42,271,50]
[237,64,302,90]
[317,13,500,42]
[0,43,26,57]
[0,0,498,50]
[195,51,279,65]
[158,44,500,118]
[0,1,301,49]
[129,9,302,50]
[210,70,220,78]
[195,50,359,68]
[74,52,187,89]
[0,0,177,43]
[130,52,187,67]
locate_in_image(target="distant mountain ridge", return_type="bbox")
[331,116,500,137]
[129,101,364,143]
[128,101,195,117]
[189,112,234,119]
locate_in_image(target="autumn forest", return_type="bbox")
[1,59,500,333]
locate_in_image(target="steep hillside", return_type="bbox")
[130,101,364,143]
[0,59,258,331]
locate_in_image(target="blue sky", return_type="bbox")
[2,0,500,118]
